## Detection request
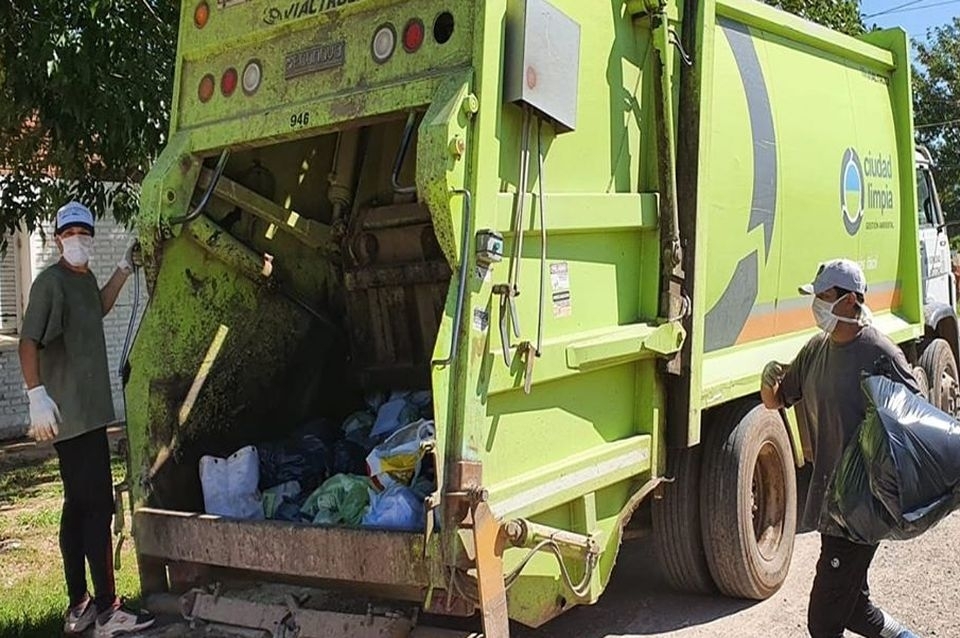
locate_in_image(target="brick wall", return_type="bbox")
[0,218,143,439]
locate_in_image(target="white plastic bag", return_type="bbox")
[200,445,265,520]
[366,419,436,489]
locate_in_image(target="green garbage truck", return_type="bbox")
[123,0,959,635]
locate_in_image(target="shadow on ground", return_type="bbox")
[514,540,757,637]
[511,465,815,636]
[432,465,815,637]
[0,455,60,507]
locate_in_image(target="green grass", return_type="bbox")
[0,452,141,638]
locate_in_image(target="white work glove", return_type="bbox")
[761,361,786,389]
[117,240,139,274]
[27,386,60,442]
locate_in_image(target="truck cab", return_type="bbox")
[914,146,960,415]
[916,146,955,308]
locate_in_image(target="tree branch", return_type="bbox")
[138,0,164,28]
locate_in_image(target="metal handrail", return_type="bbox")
[391,112,419,195]
[433,188,473,368]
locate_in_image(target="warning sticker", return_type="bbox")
[550,262,572,318]
[473,307,490,332]
[475,264,493,283]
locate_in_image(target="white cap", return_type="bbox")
[799,259,867,296]
[55,201,95,237]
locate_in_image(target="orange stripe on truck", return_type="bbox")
[734,289,901,345]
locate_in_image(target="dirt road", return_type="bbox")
[8,439,956,638]
[513,513,960,638]
[126,514,960,638]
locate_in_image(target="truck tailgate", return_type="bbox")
[135,508,433,591]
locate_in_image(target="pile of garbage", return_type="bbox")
[199,391,436,532]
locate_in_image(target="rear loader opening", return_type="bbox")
[134,112,452,559]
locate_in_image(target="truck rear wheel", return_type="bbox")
[652,445,715,594]
[700,402,796,600]
[920,338,959,416]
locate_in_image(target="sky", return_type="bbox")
[862,0,958,42]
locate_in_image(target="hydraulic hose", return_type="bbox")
[118,262,141,377]
[168,149,231,226]
[391,112,419,195]
[536,119,547,356]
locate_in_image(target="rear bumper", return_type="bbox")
[134,508,434,593]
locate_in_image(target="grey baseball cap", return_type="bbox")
[799,259,867,296]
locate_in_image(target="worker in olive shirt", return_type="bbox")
[18,202,155,637]
[760,259,919,638]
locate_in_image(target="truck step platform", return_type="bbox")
[136,590,479,638]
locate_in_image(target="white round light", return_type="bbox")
[242,60,262,95]
[372,25,396,63]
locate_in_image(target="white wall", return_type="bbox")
[0,218,143,439]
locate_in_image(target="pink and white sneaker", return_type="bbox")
[64,593,97,634]
[93,601,155,637]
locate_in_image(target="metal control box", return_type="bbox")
[504,0,581,133]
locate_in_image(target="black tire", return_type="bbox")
[652,445,715,594]
[920,338,959,416]
[700,402,797,600]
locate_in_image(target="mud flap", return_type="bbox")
[472,501,510,638]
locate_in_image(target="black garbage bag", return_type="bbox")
[822,435,899,543]
[329,439,368,476]
[822,375,960,544]
[257,419,333,492]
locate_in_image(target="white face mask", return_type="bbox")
[61,235,94,267]
[812,295,872,334]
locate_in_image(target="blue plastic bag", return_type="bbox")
[370,392,434,439]
[362,485,425,531]
[261,480,301,520]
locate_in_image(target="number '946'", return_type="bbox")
[290,112,310,128]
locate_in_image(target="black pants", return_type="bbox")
[54,427,116,613]
[808,534,886,638]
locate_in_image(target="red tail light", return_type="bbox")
[403,19,425,53]
[221,68,238,97]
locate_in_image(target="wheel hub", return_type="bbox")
[751,441,786,561]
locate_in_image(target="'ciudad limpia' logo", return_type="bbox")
[840,148,896,236]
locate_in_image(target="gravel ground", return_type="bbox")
[514,512,960,638]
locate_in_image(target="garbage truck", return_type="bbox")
[123,0,960,635]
